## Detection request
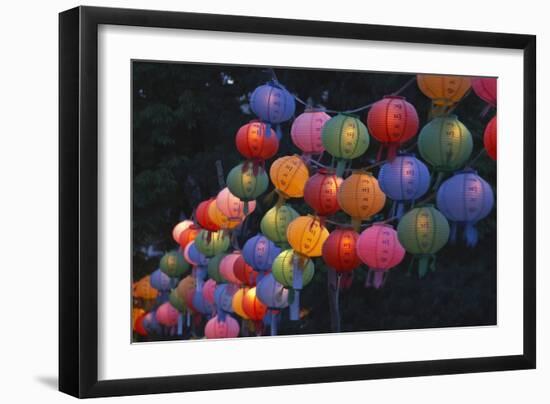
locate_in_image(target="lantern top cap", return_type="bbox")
[383,95,406,100]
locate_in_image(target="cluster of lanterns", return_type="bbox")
[133,73,497,340]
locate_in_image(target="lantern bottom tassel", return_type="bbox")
[177,313,183,336]
[270,310,278,336]
[464,222,479,247]
[289,289,300,321]
[365,269,387,289]
[417,254,437,278]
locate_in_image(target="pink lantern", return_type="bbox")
[219,252,242,284]
[290,109,331,155]
[202,278,217,305]
[215,187,256,220]
[356,223,405,288]
[172,220,193,243]
[471,77,497,107]
[204,315,240,339]
[155,302,180,327]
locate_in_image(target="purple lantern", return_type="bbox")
[242,234,281,274]
[250,81,296,139]
[256,273,289,336]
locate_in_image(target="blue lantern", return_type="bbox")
[250,81,296,139]
[149,269,174,292]
[192,290,214,316]
[187,242,209,267]
[214,283,239,320]
[242,234,281,274]
[256,273,289,336]
[436,169,494,247]
[378,154,430,218]
[142,311,162,335]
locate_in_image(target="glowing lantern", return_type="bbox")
[436,169,494,247]
[337,171,386,229]
[226,162,269,204]
[322,113,370,176]
[133,276,159,300]
[472,77,497,107]
[242,287,268,325]
[172,220,193,244]
[205,315,240,339]
[256,273,288,335]
[169,289,186,312]
[150,268,172,292]
[366,96,419,160]
[183,241,208,266]
[202,279,217,306]
[194,229,229,257]
[484,116,497,160]
[290,109,331,156]
[269,155,309,198]
[233,255,258,286]
[133,312,148,336]
[214,283,239,317]
[260,204,299,246]
[321,228,361,273]
[235,120,279,160]
[195,198,220,232]
[207,199,241,230]
[397,205,450,278]
[378,154,430,218]
[159,250,189,278]
[178,224,200,249]
[357,223,406,288]
[207,253,228,283]
[219,252,242,284]
[156,302,179,327]
[232,287,250,320]
[286,215,330,258]
[303,169,342,216]
[417,74,471,107]
[216,187,256,219]
[418,115,473,184]
[250,81,296,138]
[242,234,281,272]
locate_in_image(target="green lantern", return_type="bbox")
[207,252,227,283]
[397,205,450,278]
[260,204,299,247]
[322,113,370,176]
[169,289,186,312]
[194,230,229,258]
[159,250,189,278]
[226,162,269,202]
[272,249,315,288]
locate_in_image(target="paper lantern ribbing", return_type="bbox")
[378,154,430,218]
[226,163,268,203]
[194,229,230,257]
[269,155,309,198]
[366,96,419,160]
[172,220,193,244]
[219,252,242,284]
[290,109,331,155]
[286,215,330,258]
[207,199,241,230]
[242,234,281,272]
[272,249,315,288]
[159,250,189,278]
[436,169,494,247]
[150,268,172,291]
[233,255,258,286]
[184,241,208,266]
[397,205,450,278]
[260,204,299,246]
[216,187,257,219]
[417,75,471,107]
[178,224,200,250]
[205,315,240,339]
[337,172,386,229]
[133,276,159,300]
[303,169,342,216]
[250,81,296,137]
[156,302,180,327]
[357,223,405,288]
[242,287,268,322]
[207,253,228,283]
[418,115,473,178]
[235,120,279,160]
[202,278,217,306]
[472,77,497,107]
[321,228,361,273]
[484,116,497,160]
[232,287,250,320]
[322,114,370,176]
[195,198,220,232]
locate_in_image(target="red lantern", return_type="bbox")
[195,198,220,232]
[303,169,342,216]
[484,115,497,160]
[366,95,419,160]
[322,228,361,272]
[178,224,200,249]
[133,312,148,336]
[233,255,258,286]
[472,77,497,107]
[242,287,267,321]
[235,120,279,160]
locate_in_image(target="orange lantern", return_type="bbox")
[269,155,309,198]
[132,276,159,300]
[172,220,193,244]
[286,215,330,258]
[195,198,220,232]
[417,74,471,107]
[178,224,200,250]
[321,228,361,273]
[232,287,251,320]
[207,198,241,230]
[242,287,268,327]
[235,120,279,160]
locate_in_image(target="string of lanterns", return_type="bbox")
[133,71,497,340]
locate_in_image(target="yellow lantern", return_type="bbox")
[232,287,250,319]
[286,215,330,258]
[269,155,309,198]
[207,200,241,230]
[417,74,471,107]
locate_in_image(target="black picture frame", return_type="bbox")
[59,5,536,398]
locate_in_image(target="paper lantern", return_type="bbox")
[321,228,361,273]
[233,255,258,286]
[397,205,450,278]
[378,154,430,218]
[256,273,289,309]
[337,171,386,228]
[242,234,281,271]
[192,289,214,315]
[250,81,296,128]
[260,204,299,246]
[132,307,146,330]
[366,96,419,160]
[290,109,331,155]
[417,75,471,107]
[303,169,342,216]
[202,278,217,306]
[472,77,497,106]
[194,229,229,257]
[150,268,172,291]
[436,169,494,247]
[169,289,186,312]
[159,250,189,278]
[205,315,240,339]
[178,224,200,249]
[216,187,257,219]
[484,116,497,160]
[226,162,269,202]
[133,276,159,300]
[133,312,148,336]
[142,311,162,335]
[215,283,239,314]
[242,287,268,321]
[235,120,279,160]
[156,302,180,327]
[286,215,330,257]
[232,287,251,319]
[219,252,242,284]
[207,199,241,230]
[322,113,370,176]
[172,220,193,244]
[272,249,315,288]
[183,241,208,266]
[269,155,309,198]
[195,198,220,232]
[176,275,196,305]
[418,115,473,176]
[357,223,406,288]
[207,253,228,283]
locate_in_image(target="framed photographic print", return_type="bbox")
[59,6,536,398]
